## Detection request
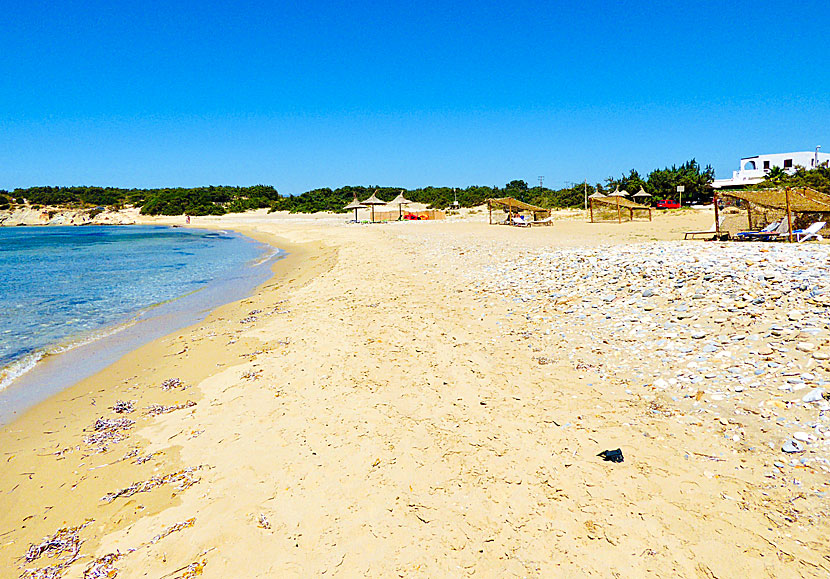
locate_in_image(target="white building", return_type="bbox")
[712,149,830,189]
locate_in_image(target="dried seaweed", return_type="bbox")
[241,369,262,381]
[150,518,195,544]
[257,513,271,529]
[160,378,184,391]
[21,564,63,579]
[145,401,196,417]
[110,400,135,414]
[239,316,258,324]
[93,418,135,432]
[21,520,92,578]
[173,558,206,579]
[84,418,135,452]
[83,552,123,578]
[101,467,201,503]
[134,452,156,465]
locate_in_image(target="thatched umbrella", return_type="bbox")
[343,195,366,222]
[388,191,413,220]
[632,187,650,202]
[609,187,630,197]
[361,191,386,223]
[588,192,605,199]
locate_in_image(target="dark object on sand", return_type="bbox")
[598,448,624,463]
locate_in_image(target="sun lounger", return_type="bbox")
[512,216,530,227]
[793,221,825,243]
[735,220,782,240]
[530,216,554,226]
[684,217,725,239]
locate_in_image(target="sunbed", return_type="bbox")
[512,216,530,227]
[735,220,782,241]
[684,217,725,239]
[793,221,825,243]
[530,216,554,227]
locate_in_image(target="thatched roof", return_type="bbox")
[487,197,549,213]
[588,192,605,199]
[361,192,386,205]
[388,193,412,205]
[633,187,650,198]
[343,197,366,210]
[609,188,630,197]
[720,188,830,213]
[590,196,650,210]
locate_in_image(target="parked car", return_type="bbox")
[656,199,681,209]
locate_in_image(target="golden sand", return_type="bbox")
[2,209,829,577]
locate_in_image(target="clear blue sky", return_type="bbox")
[1,0,828,194]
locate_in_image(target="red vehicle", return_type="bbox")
[655,199,681,209]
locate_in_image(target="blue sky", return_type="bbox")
[1,0,828,194]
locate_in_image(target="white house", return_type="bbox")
[712,149,830,189]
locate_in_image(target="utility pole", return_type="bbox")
[584,180,588,211]
[538,176,544,188]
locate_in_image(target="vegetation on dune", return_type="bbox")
[1,158,740,215]
[2,185,281,216]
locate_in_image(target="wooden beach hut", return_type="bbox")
[486,198,551,226]
[716,187,830,242]
[589,194,652,223]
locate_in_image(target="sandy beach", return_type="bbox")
[3,208,830,578]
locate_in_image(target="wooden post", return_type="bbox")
[616,196,621,224]
[747,202,753,230]
[589,198,594,223]
[648,207,652,221]
[488,200,492,225]
[713,189,720,237]
[785,187,793,242]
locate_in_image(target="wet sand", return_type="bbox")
[2,209,829,578]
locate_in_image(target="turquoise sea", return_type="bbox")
[0,225,279,423]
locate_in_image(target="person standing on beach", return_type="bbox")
[185,214,190,224]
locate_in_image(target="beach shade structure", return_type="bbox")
[360,191,387,223]
[486,197,550,225]
[589,194,652,224]
[343,196,366,222]
[588,192,605,199]
[388,191,413,220]
[716,187,830,242]
[608,188,630,197]
[633,187,650,202]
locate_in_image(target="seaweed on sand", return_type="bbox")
[110,400,135,414]
[20,520,92,578]
[160,378,185,391]
[101,467,201,503]
[145,401,196,417]
[83,418,135,452]
[83,552,123,578]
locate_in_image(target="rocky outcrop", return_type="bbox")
[0,207,138,227]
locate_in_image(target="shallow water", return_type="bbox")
[0,225,279,423]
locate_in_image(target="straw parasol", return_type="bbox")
[388,191,413,220]
[343,195,366,222]
[632,187,650,201]
[609,187,630,197]
[361,190,386,223]
[588,192,605,199]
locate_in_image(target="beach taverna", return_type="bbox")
[486,197,550,225]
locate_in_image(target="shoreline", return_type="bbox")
[0,224,335,575]
[0,225,280,426]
